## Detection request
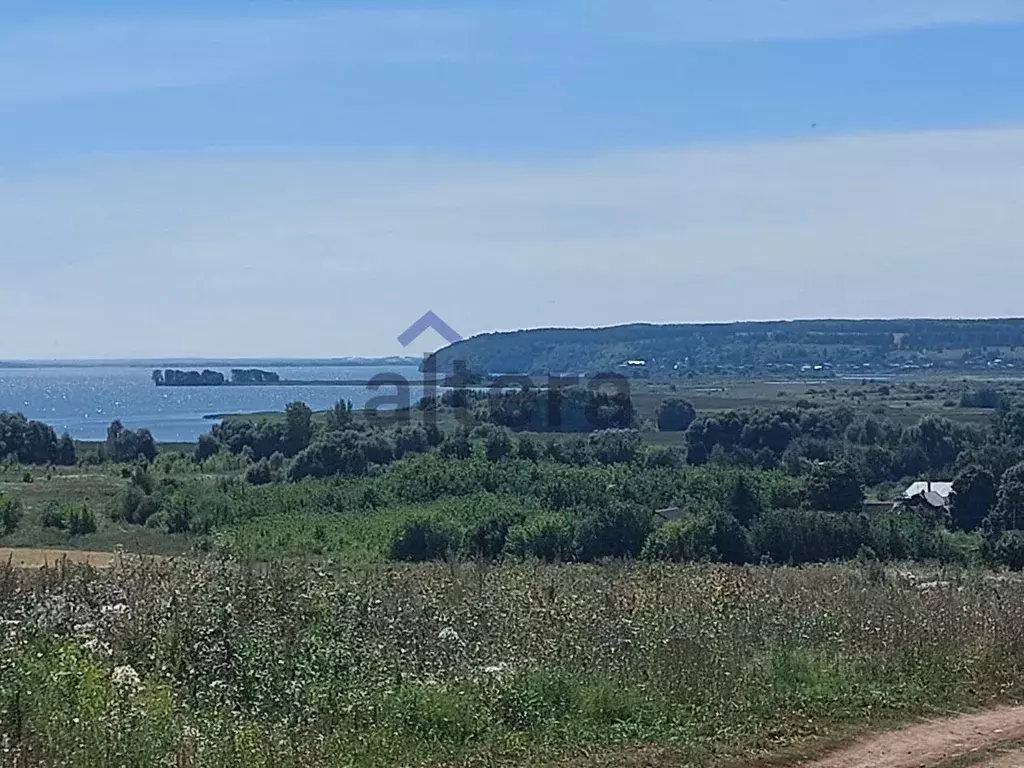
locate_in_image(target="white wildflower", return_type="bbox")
[112,665,141,696]
[82,637,112,658]
[438,627,461,643]
[480,662,514,679]
[101,603,129,618]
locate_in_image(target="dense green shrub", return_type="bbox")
[751,509,868,564]
[105,420,157,463]
[113,486,162,526]
[806,460,864,512]
[193,433,221,462]
[66,505,97,536]
[573,502,652,560]
[389,515,462,562]
[588,430,642,465]
[484,429,515,462]
[506,513,576,562]
[642,517,715,562]
[0,493,22,535]
[465,508,525,560]
[656,398,696,432]
[40,503,96,535]
[994,531,1024,570]
[245,459,274,486]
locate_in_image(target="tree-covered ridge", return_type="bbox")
[428,318,1024,375]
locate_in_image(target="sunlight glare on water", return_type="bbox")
[0,364,425,441]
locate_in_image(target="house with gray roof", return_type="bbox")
[894,481,955,513]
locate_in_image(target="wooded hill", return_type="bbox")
[427,319,1024,376]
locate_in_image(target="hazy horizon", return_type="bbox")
[8,314,1024,364]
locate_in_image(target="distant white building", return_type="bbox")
[894,481,955,513]
[654,506,684,524]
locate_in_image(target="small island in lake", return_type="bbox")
[230,368,282,384]
[153,368,281,387]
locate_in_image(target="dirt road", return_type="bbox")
[794,706,1024,768]
[0,547,122,568]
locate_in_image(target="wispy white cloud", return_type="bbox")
[587,0,1024,43]
[1,126,1023,357]
[2,0,1021,105]
[0,9,463,103]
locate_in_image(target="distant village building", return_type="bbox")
[893,481,955,514]
[653,506,684,524]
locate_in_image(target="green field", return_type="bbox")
[4,558,1024,767]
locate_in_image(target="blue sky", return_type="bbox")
[2,1,1024,358]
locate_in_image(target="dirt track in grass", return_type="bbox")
[0,546,158,568]
[786,706,1024,768]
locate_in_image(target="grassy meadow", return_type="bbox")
[3,558,1024,767]
[0,464,195,557]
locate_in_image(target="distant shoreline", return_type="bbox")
[158,377,446,389]
[0,357,422,370]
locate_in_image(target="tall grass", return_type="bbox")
[2,559,1024,766]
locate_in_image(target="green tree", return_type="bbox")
[588,429,641,465]
[516,434,541,462]
[989,461,1024,533]
[0,493,22,535]
[193,434,221,462]
[389,515,461,562]
[806,460,864,512]
[325,399,355,431]
[644,510,752,564]
[284,401,315,457]
[56,433,76,466]
[642,517,715,562]
[105,421,157,463]
[506,513,576,562]
[726,474,763,526]
[656,398,697,432]
[439,431,472,460]
[245,459,274,486]
[465,507,526,560]
[66,505,97,536]
[574,503,652,560]
[484,429,515,462]
[951,464,996,531]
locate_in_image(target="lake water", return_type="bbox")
[0,365,426,442]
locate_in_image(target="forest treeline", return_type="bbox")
[427,318,1024,375]
[0,412,75,466]
[12,380,1024,567]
